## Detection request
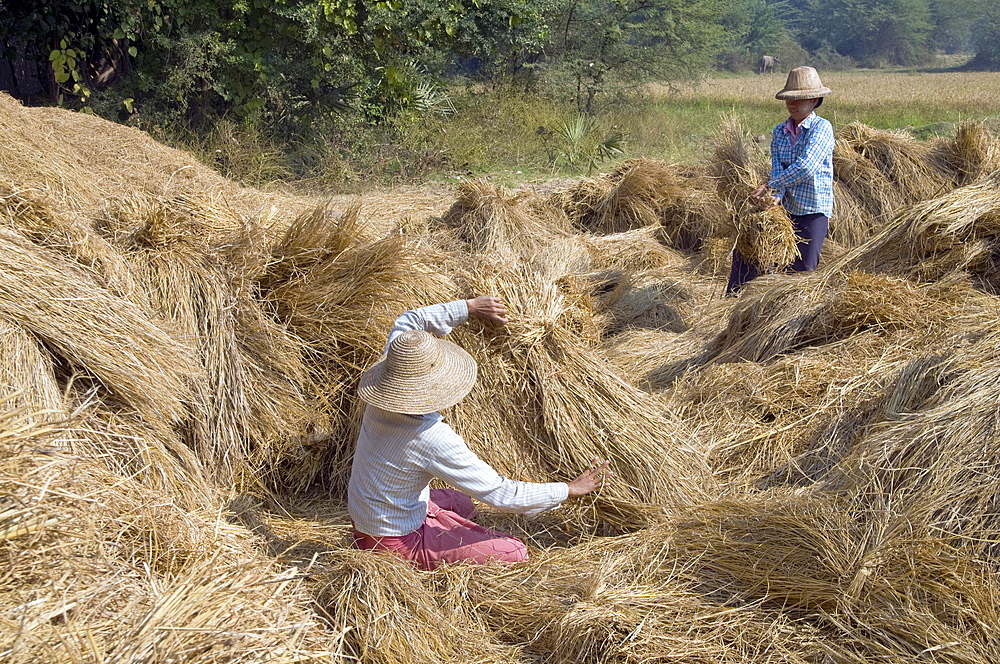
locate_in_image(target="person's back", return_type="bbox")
[346,297,612,570]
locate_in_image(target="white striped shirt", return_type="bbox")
[347,300,569,537]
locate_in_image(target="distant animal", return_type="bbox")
[758,55,781,75]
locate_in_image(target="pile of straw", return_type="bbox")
[7,92,1000,664]
[0,412,339,663]
[550,158,722,251]
[711,121,800,270]
[840,170,1000,292]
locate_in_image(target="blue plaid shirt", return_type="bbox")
[768,112,834,216]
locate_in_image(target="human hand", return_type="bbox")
[750,185,780,209]
[567,458,613,498]
[750,184,769,201]
[466,296,508,324]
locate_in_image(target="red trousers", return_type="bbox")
[352,489,528,570]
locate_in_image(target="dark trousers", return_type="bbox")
[726,212,829,295]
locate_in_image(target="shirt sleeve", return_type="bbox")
[385,300,469,352]
[768,119,835,191]
[423,423,569,516]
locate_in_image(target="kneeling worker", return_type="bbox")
[348,296,611,570]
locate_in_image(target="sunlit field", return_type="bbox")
[435,69,1000,180]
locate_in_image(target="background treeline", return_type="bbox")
[2,0,999,184]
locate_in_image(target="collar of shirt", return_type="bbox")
[783,112,817,146]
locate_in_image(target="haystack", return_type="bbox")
[445,256,714,532]
[0,413,338,663]
[0,93,310,224]
[710,121,800,271]
[550,158,722,251]
[839,170,1000,292]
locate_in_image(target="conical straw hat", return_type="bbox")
[775,66,832,100]
[358,330,478,414]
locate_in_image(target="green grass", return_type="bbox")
[156,68,1000,192]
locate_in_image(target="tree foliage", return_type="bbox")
[797,0,934,66]
[971,5,1000,70]
[544,0,727,113]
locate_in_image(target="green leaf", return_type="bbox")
[49,50,61,62]
[113,27,126,39]
[128,46,138,57]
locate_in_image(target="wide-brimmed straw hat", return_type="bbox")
[775,66,832,100]
[358,330,478,414]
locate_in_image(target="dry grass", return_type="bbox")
[711,120,801,270]
[550,158,723,251]
[669,70,1000,116]
[5,91,1000,664]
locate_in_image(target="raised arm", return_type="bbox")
[386,296,508,351]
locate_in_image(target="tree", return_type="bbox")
[544,0,727,113]
[971,5,1000,69]
[804,0,934,66]
[716,0,790,71]
[929,0,980,54]
[0,0,550,125]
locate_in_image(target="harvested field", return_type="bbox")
[4,91,1000,663]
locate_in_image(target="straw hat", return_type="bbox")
[775,66,831,100]
[358,330,478,414]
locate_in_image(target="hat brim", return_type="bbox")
[357,338,478,414]
[776,87,832,100]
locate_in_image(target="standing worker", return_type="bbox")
[727,66,834,295]
[348,296,612,570]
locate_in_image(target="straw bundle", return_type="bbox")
[601,327,722,392]
[671,493,1000,662]
[0,417,338,663]
[437,527,820,664]
[579,224,686,273]
[734,206,801,270]
[313,549,520,664]
[706,271,995,364]
[664,332,928,491]
[929,120,1000,185]
[0,185,139,297]
[0,319,66,422]
[711,121,800,271]
[442,179,573,259]
[837,122,949,205]
[829,180,878,247]
[816,322,1000,548]
[447,258,714,531]
[710,122,769,207]
[832,140,901,223]
[127,248,319,489]
[0,227,198,430]
[261,203,457,489]
[839,170,1000,291]
[550,158,721,250]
